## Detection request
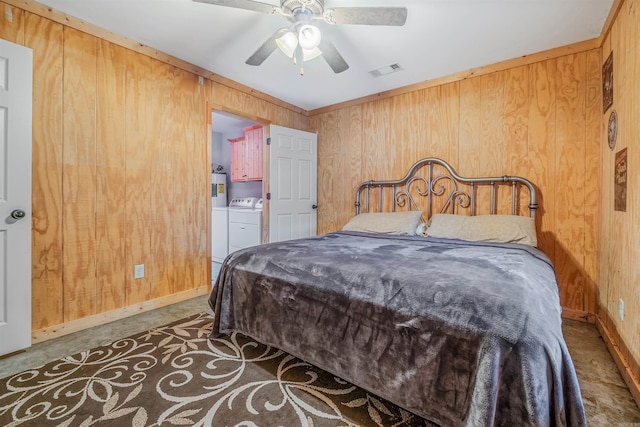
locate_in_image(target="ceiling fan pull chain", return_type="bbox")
[294,44,304,75]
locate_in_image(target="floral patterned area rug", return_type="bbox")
[0,313,436,427]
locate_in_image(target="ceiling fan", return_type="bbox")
[193,0,408,74]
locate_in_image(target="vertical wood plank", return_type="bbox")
[25,12,64,330]
[396,90,424,165]
[361,98,397,212]
[62,27,98,321]
[504,66,530,215]
[95,40,126,312]
[554,53,587,310]
[347,105,364,220]
[203,80,213,288]
[171,67,190,295]
[124,50,153,306]
[440,82,460,165]
[480,71,506,176]
[597,27,612,311]
[172,67,208,294]
[423,86,453,214]
[479,71,506,215]
[149,61,176,300]
[395,91,425,212]
[583,49,601,314]
[314,109,340,231]
[527,59,557,262]
[458,78,483,179]
[194,78,211,289]
[313,103,364,232]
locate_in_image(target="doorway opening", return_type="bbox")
[210,110,265,284]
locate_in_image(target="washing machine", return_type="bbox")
[228,197,263,254]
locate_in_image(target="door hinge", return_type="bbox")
[266,137,271,145]
[266,193,271,200]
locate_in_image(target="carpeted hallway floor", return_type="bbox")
[1,295,639,426]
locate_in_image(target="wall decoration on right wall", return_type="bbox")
[608,110,618,150]
[615,147,627,212]
[603,51,614,113]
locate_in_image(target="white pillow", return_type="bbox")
[425,214,537,246]
[342,211,422,235]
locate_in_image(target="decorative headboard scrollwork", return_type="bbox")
[354,158,538,219]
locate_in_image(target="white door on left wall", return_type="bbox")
[0,39,33,356]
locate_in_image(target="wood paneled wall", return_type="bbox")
[598,0,640,391]
[310,50,601,316]
[1,1,308,333]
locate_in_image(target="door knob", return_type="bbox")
[312,204,318,209]
[11,209,26,220]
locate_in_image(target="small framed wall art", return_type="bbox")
[614,147,627,212]
[603,51,613,113]
[608,110,618,150]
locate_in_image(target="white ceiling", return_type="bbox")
[34,0,613,111]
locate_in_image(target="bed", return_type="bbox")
[209,158,586,426]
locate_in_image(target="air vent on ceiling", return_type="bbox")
[369,63,403,77]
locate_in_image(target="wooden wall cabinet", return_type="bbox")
[230,125,263,182]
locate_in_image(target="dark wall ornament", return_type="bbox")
[615,147,627,212]
[603,51,613,113]
[608,110,618,150]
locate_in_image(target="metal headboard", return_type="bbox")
[355,158,538,219]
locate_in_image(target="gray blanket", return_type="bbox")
[209,231,586,426]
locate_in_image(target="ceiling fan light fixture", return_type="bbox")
[302,47,322,61]
[275,30,298,58]
[275,24,321,64]
[298,24,321,50]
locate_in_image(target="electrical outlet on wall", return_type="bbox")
[134,264,145,279]
[619,299,625,320]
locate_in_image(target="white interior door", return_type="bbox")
[269,125,317,243]
[0,39,33,356]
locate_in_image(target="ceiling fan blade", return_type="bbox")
[324,7,408,26]
[193,0,277,15]
[318,38,349,74]
[246,29,285,66]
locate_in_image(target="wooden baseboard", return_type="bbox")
[561,308,596,323]
[31,286,210,344]
[595,312,640,409]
